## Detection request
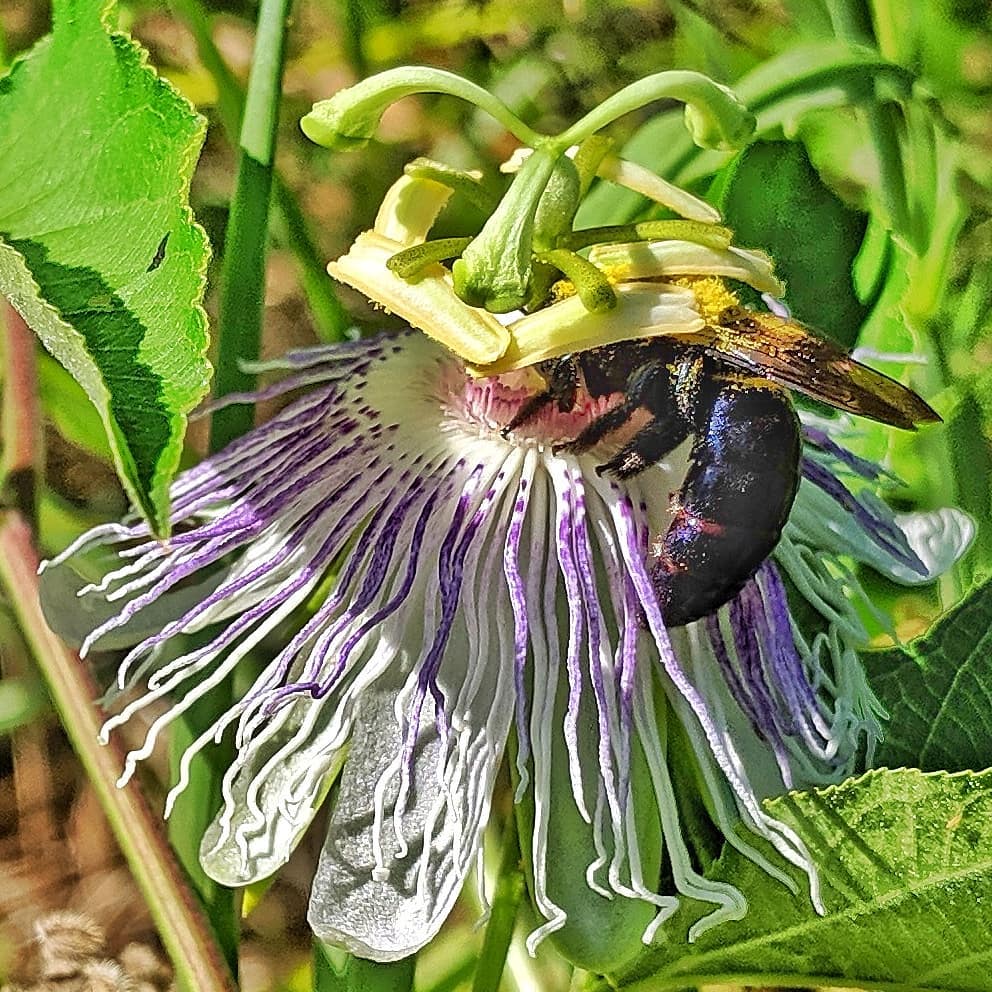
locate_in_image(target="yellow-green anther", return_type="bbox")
[452,145,559,313]
[301,66,544,152]
[558,70,755,152]
[538,249,617,313]
[563,221,733,253]
[386,237,474,280]
[403,158,499,214]
[533,156,582,253]
[572,135,613,197]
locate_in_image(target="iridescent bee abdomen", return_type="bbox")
[649,368,800,626]
[572,341,801,627]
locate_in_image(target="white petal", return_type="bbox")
[329,231,510,365]
[199,699,347,885]
[477,284,703,374]
[890,506,975,584]
[308,618,515,960]
[372,173,454,246]
[588,239,783,296]
[597,155,721,223]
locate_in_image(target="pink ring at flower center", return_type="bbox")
[441,365,642,450]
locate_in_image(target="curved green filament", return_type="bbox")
[558,70,755,152]
[301,65,544,150]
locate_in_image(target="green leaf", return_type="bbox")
[870,577,992,773]
[610,768,992,992]
[711,139,869,347]
[0,0,210,535]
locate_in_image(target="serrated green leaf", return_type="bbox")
[870,577,992,772]
[712,140,869,346]
[0,0,211,535]
[610,768,992,992]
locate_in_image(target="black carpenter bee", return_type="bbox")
[504,304,940,627]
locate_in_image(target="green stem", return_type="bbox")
[169,2,292,981]
[0,514,235,992]
[823,0,874,41]
[557,70,754,151]
[471,817,526,992]
[170,0,349,342]
[824,0,913,244]
[870,0,902,61]
[209,0,292,451]
[339,0,377,77]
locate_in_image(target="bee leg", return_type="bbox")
[595,416,690,478]
[501,356,579,435]
[555,359,669,455]
[651,374,801,627]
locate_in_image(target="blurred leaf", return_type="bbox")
[870,576,992,771]
[608,767,992,992]
[0,675,45,733]
[36,352,112,461]
[0,0,211,535]
[711,140,869,346]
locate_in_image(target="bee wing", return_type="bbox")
[693,316,941,429]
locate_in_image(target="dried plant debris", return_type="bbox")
[2,911,172,992]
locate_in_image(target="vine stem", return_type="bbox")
[1,304,41,520]
[169,0,349,342]
[0,513,236,992]
[209,0,294,451]
[471,815,526,992]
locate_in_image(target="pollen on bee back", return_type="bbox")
[673,275,741,323]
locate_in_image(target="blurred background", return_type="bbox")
[2,0,991,988]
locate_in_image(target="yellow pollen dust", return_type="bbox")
[547,271,740,326]
[549,278,577,303]
[672,275,740,323]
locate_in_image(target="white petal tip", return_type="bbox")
[892,507,975,584]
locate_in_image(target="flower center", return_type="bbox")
[442,365,625,450]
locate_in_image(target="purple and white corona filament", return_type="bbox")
[47,327,972,962]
